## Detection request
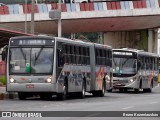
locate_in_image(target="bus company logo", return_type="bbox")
[2,112,11,117]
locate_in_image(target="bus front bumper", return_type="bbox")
[7,83,58,92]
[113,78,139,89]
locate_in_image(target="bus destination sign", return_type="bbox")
[113,51,137,58]
[19,40,46,45]
[113,52,133,56]
[10,39,55,46]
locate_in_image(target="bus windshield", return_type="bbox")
[113,57,137,77]
[9,47,54,74]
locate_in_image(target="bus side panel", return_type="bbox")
[90,45,96,91]
[56,40,92,93]
[95,66,105,90]
[75,65,91,92]
[56,64,92,93]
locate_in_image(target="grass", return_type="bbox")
[0,75,6,86]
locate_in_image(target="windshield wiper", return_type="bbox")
[113,58,117,66]
[20,47,26,64]
[34,46,44,65]
[121,58,129,67]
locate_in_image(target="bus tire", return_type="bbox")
[148,81,153,93]
[119,89,124,93]
[144,88,152,93]
[78,81,86,99]
[134,88,139,93]
[92,92,98,97]
[40,93,52,100]
[143,81,152,93]
[18,92,26,100]
[57,81,68,101]
[107,89,112,92]
[144,86,152,93]
[147,88,152,93]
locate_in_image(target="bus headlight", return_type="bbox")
[10,77,15,83]
[130,79,134,83]
[129,78,136,83]
[46,77,52,83]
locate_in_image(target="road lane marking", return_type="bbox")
[122,106,134,110]
[149,102,158,104]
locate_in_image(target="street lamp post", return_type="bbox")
[25,0,27,33]
[31,0,35,34]
[49,1,62,37]
[58,0,62,37]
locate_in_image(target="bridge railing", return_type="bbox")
[0,0,159,15]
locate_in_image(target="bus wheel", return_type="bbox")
[143,87,152,93]
[78,81,86,99]
[99,81,106,97]
[92,92,98,97]
[107,89,112,92]
[119,89,124,93]
[124,89,128,93]
[40,93,52,100]
[18,92,26,100]
[134,88,139,93]
[147,88,152,93]
[57,82,68,101]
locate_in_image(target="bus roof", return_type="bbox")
[113,48,159,57]
[9,36,112,49]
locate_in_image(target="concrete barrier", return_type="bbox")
[0,86,17,100]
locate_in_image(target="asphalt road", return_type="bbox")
[0,85,160,120]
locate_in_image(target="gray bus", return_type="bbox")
[2,36,112,100]
[113,48,159,93]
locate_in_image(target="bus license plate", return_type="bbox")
[26,84,34,88]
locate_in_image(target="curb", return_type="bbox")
[0,92,18,100]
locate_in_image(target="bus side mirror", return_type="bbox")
[57,49,64,67]
[2,46,8,61]
[137,61,141,70]
[2,51,5,61]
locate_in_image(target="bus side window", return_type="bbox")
[57,49,64,67]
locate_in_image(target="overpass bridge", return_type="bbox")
[0,0,160,52]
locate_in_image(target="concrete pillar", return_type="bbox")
[148,30,153,53]
[154,29,158,53]
[104,32,116,48]
[158,29,160,54]
[98,32,103,44]
[148,29,158,53]
[104,31,128,49]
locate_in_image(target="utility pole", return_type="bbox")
[25,0,27,33]
[31,0,35,34]
[49,1,61,37]
[58,0,62,37]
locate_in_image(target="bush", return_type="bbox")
[0,76,6,86]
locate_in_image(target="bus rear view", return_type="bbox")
[6,36,55,99]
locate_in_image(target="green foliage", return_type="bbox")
[0,76,6,85]
[63,32,99,43]
[128,30,148,51]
